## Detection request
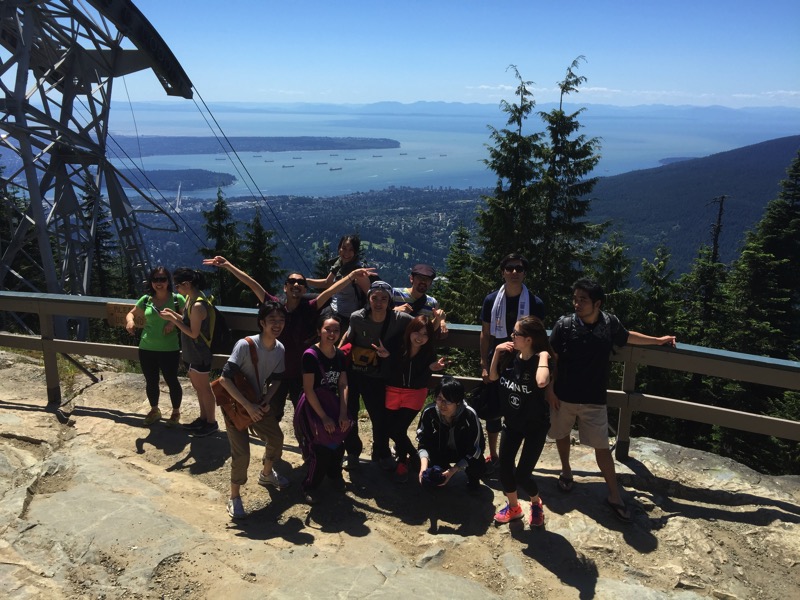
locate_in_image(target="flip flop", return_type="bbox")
[557,473,574,492]
[607,498,632,522]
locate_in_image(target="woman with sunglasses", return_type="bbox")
[415,376,485,490]
[158,268,218,437]
[203,256,375,423]
[489,316,553,527]
[126,267,186,427]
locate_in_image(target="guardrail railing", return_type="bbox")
[2,291,799,461]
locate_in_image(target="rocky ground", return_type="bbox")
[1,349,799,599]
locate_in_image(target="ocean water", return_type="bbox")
[107,103,800,200]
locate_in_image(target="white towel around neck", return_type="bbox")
[489,284,530,338]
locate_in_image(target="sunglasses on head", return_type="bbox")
[151,276,168,283]
[286,278,307,286]
[503,264,525,273]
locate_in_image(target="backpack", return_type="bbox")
[193,295,233,354]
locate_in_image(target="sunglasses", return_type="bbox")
[503,265,525,273]
[511,330,525,338]
[151,277,168,283]
[286,278,307,286]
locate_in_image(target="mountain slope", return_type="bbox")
[589,135,800,273]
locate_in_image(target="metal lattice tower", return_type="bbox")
[0,0,192,308]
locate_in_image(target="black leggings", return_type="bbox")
[387,407,420,464]
[344,372,388,460]
[138,348,182,410]
[498,421,550,497]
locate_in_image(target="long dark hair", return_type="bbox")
[499,315,554,373]
[337,234,361,261]
[144,266,173,295]
[172,267,207,291]
[402,315,435,366]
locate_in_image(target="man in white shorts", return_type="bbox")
[548,278,675,522]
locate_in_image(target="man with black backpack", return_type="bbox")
[547,278,676,522]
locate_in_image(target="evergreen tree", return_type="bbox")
[710,151,800,474]
[588,231,638,321]
[477,65,543,272]
[201,187,241,304]
[534,56,603,311]
[313,240,335,279]
[82,180,124,298]
[434,223,487,326]
[477,59,602,314]
[240,211,283,307]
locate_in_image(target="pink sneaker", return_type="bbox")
[529,497,545,527]
[494,502,524,524]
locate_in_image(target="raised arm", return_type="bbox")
[306,272,336,290]
[316,267,377,306]
[203,256,269,304]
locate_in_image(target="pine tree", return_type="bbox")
[201,187,241,304]
[710,151,800,474]
[240,211,283,307]
[534,56,604,312]
[434,223,487,326]
[477,65,542,272]
[477,59,602,314]
[313,240,335,279]
[588,231,638,320]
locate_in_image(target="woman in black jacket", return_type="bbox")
[383,316,448,481]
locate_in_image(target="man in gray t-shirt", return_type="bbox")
[218,301,289,520]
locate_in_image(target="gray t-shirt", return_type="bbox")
[226,335,285,396]
[346,309,412,377]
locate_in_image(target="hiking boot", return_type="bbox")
[258,469,289,489]
[227,497,246,519]
[183,417,205,431]
[394,461,409,483]
[494,502,524,524]
[529,497,545,528]
[165,411,181,428]
[191,421,219,437]
[143,407,161,426]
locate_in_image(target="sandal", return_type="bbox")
[607,498,632,522]
[557,473,574,492]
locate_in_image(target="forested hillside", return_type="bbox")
[590,135,800,273]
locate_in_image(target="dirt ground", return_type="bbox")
[2,351,799,599]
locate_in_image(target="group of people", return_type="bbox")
[126,236,676,527]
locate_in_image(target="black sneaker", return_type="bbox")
[191,421,219,437]
[183,417,205,431]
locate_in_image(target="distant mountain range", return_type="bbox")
[589,135,800,275]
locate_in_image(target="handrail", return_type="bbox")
[2,291,799,460]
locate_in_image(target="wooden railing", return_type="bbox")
[2,291,799,461]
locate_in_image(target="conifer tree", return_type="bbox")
[240,211,282,307]
[588,231,637,320]
[710,151,800,474]
[435,223,487,326]
[477,58,602,314]
[201,187,240,304]
[313,240,335,279]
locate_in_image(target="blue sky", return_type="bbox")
[123,0,799,108]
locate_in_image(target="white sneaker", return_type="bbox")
[258,469,289,489]
[227,496,246,519]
